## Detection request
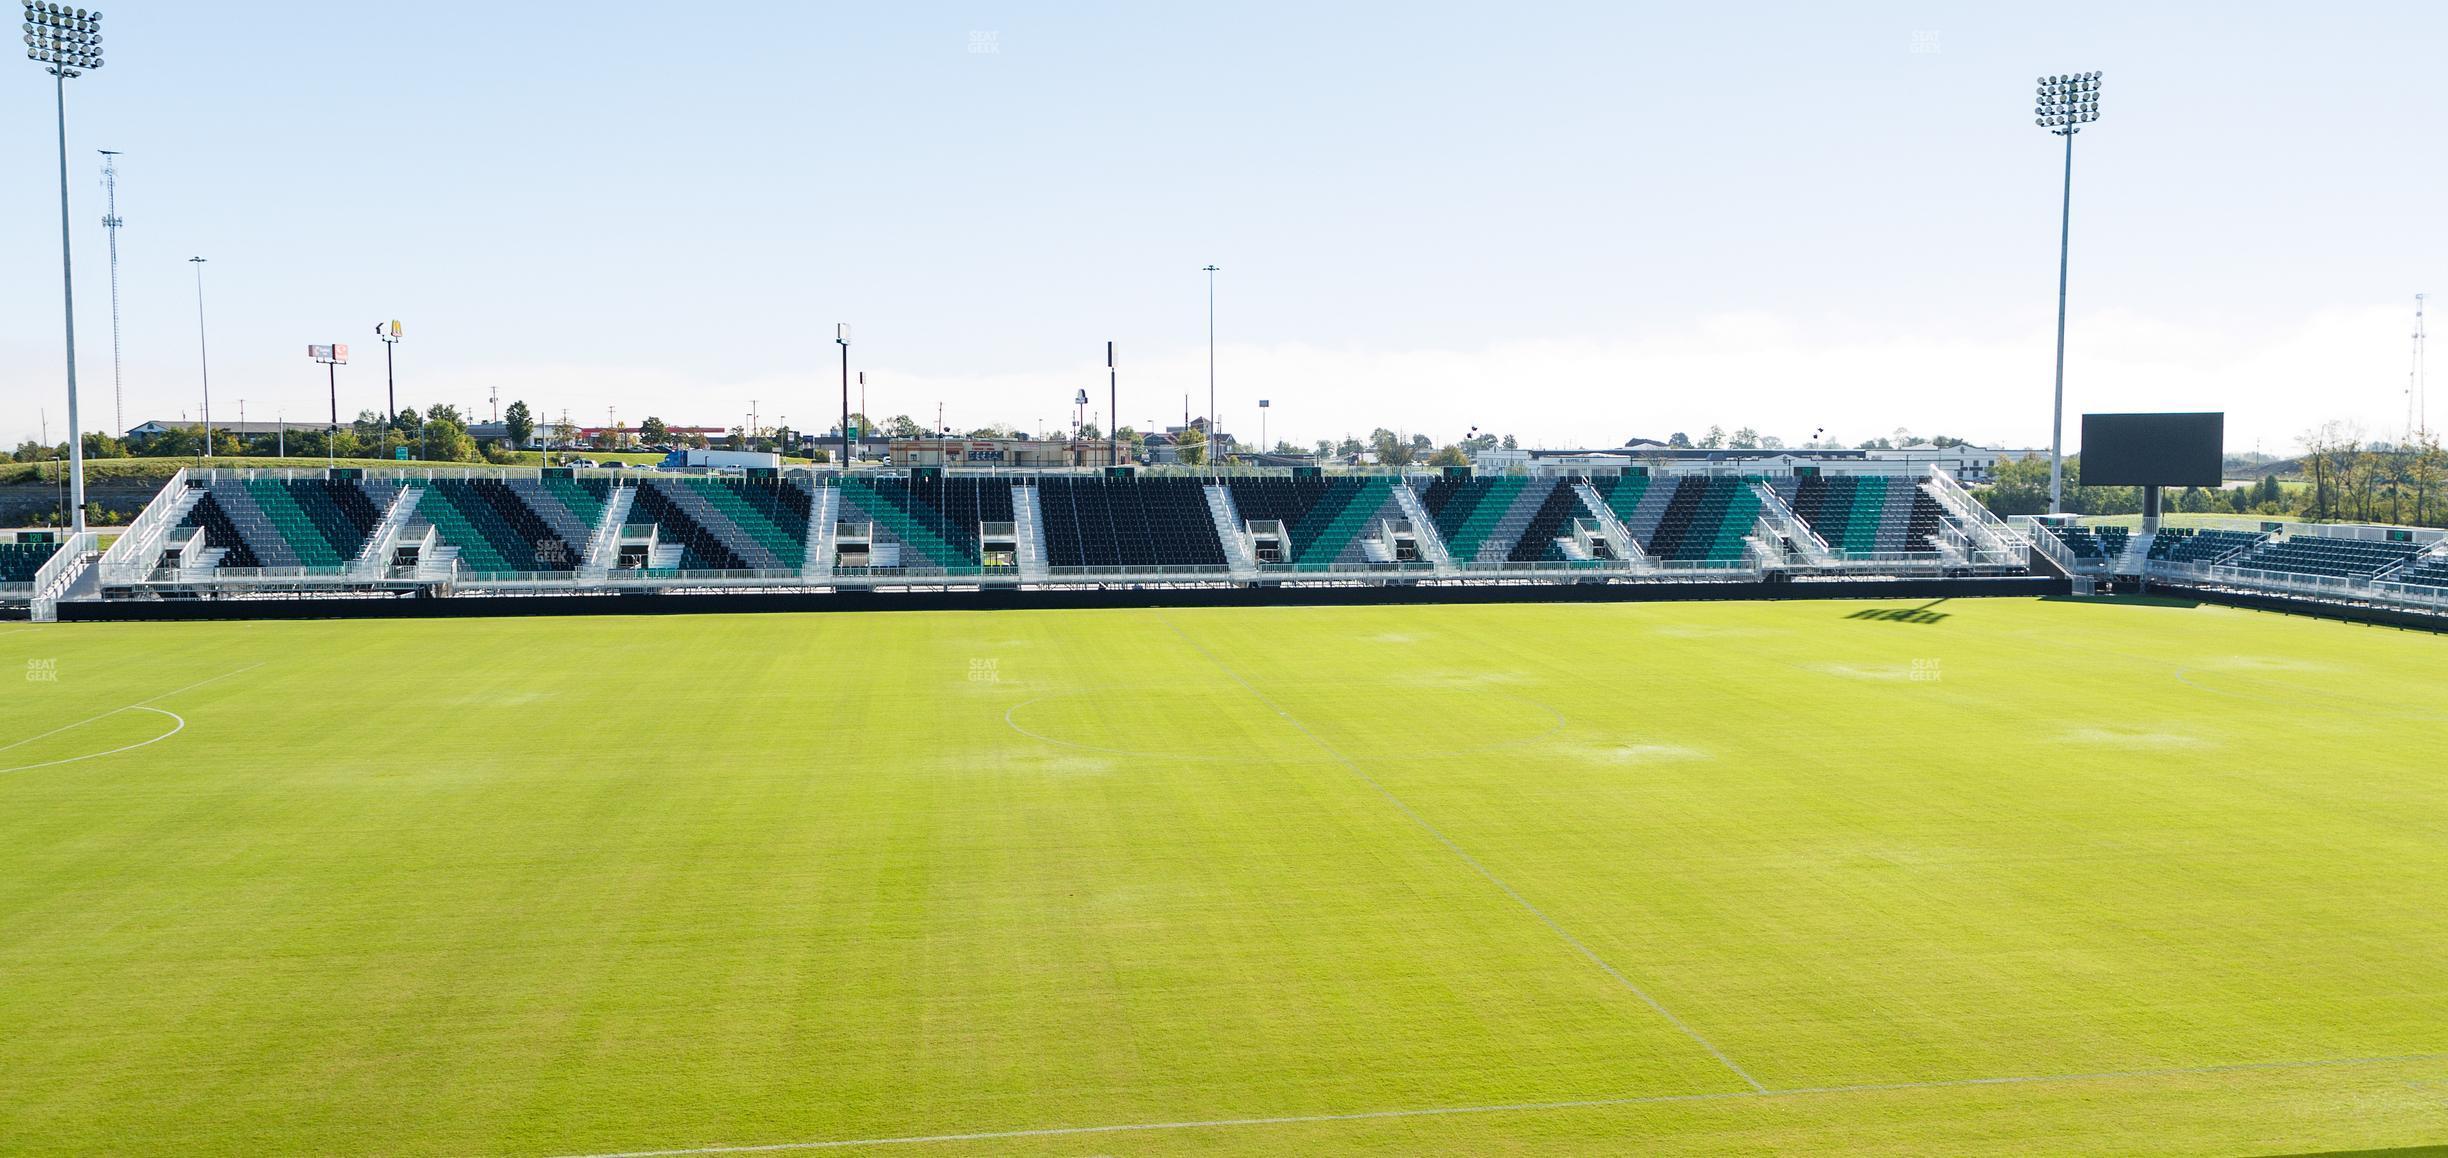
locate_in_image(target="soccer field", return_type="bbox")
[1,597,2443,1155]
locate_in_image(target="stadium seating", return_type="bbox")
[2146,527,2267,565]
[831,475,1009,569]
[177,489,263,569]
[634,478,810,570]
[2233,535,2425,579]
[1790,476,1946,555]
[2387,553,2448,590]
[1414,476,1566,563]
[1505,480,1587,563]
[173,479,393,569]
[1037,476,1227,569]
[2052,525,2128,561]
[418,479,586,572]
[1638,477,1764,563]
[515,476,612,553]
[0,539,61,584]
[624,482,747,570]
[1226,476,1399,568]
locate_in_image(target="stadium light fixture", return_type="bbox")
[25,1,105,534]
[2035,70,2102,514]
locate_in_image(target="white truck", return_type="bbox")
[659,449,782,470]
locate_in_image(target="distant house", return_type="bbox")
[126,418,331,442]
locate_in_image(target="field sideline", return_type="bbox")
[1,598,2443,1155]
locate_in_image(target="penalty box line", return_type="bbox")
[553,1050,2448,1157]
[1152,614,1767,1093]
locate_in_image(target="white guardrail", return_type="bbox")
[27,531,99,622]
[97,466,190,583]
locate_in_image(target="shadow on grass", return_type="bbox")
[1844,598,1952,625]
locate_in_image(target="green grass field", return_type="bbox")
[2,597,2444,1155]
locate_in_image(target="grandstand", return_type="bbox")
[17,459,2445,624]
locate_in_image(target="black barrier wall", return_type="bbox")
[57,577,2067,622]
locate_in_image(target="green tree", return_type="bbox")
[1729,426,1761,449]
[885,414,922,439]
[1175,425,1209,465]
[1427,444,1468,467]
[1698,426,1726,449]
[505,401,536,448]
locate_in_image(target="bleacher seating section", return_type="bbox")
[172,479,394,570]
[1414,476,1563,563]
[0,539,61,584]
[418,479,585,573]
[2387,553,2448,590]
[830,475,1011,570]
[1790,476,1946,555]
[1638,477,1764,563]
[1037,476,1227,569]
[2233,535,2425,579]
[178,490,263,569]
[1507,481,1586,563]
[1226,476,1399,568]
[2147,528,2267,565]
[632,478,810,570]
[2053,525,2128,561]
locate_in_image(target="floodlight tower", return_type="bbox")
[1202,264,1220,474]
[2035,70,2101,515]
[99,148,123,434]
[2412,294,2427,441]
[24,1,105,534]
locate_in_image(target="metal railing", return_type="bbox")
[97,466,192,583]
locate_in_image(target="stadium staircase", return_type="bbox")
[582,484,636,577]
[101,475,201,583]
[1921,469,2028,567]
[25,531,97,623]
[1203,484,1260,580]
[1749,480,1831,565]
[803,482,839,580]
[351,485,422,576]
[2113,529,2157,574]
[1390,481,1457,574]
[1007,483,1048,581]
[1572,480,1647,567]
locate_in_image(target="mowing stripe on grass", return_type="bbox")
[1153,613,1769,1093]
[555,1050,2448,1157]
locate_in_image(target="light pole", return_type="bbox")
[26,1,104,533]
[2035,70,2102,514]
[836,324,851,470]
[376,319,401,457]
[308,344,347,466]
[99,149,122,435]
[189,256,211,464]
[1202,264,1220,474]
[1106,341,1118,466]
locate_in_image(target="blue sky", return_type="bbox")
[3,2,2443,453]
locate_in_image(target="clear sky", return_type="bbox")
[3,2,2443,454]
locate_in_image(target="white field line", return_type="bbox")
[552,1050,2448,1158]
[0,706,182,775]
[0,662,262,772]
[1152,614,1767,1092]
